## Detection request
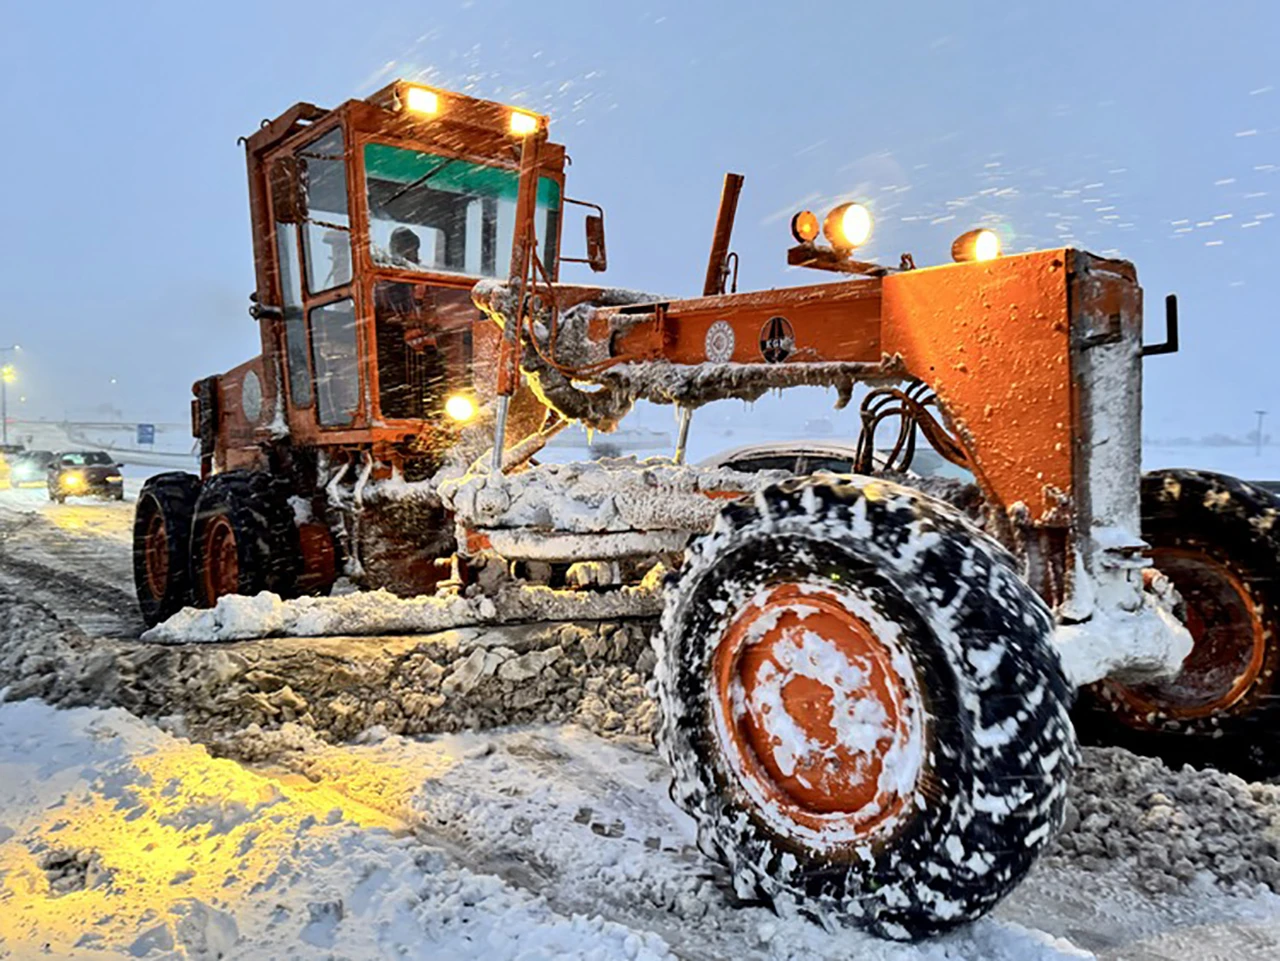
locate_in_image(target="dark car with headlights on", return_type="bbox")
[10,449,54,487]
[48,451,124,503]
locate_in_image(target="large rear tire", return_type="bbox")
[1076,469,1280,778]
[133,472,202,627]
[189,471,299,608]
[657,476,1076,940]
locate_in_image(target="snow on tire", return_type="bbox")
[655,475,1076,941]
[189,471,300,608]
[1076,469,1280,779]
[133,471,203,627]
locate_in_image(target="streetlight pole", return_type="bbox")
[1256,410,1268,458]
[0,345,18,448]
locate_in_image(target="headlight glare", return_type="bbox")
[952,228,1002,262]
[823,203,873,250]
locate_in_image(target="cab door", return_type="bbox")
[269,123,364,438]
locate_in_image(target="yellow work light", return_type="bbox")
[509,110,539,136]
[822,203,873,250]
[952,228,1002,262]
[445,394,477,423]
[404,87,441,116]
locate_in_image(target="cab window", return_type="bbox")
[310,299,360,426]
[373,282,471,421]
[299,128,352,294]
[363,143,560,278]
[274,223,313,407]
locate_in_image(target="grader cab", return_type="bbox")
[133,81,1280,940]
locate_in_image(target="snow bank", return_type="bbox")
[1047,746,1280,893]
[0,583,658,744]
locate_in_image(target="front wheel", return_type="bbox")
[656,477,1076,940]
[1076,469,1280,778]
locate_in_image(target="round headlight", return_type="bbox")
[952,228,1002,263]
[822,203,873,250]
[445,394,477,423]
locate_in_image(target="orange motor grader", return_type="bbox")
[133,80,1280,939]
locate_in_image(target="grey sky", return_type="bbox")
[1,1,1274,438]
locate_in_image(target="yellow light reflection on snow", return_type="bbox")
[0,736,414,954]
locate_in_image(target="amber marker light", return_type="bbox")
[790,210,820,243]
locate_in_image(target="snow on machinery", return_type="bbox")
[132,80,1280,938]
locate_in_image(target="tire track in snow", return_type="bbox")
[244,725,1091,961]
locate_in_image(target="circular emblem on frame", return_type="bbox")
[705,320,736,363]
[759,316,795,363]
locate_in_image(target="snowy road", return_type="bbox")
[0,485,140,639]
[1,700,1278,960]
[0,486,1279,958]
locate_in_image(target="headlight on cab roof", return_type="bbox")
[509,110,539,136]
[404,86,441,116]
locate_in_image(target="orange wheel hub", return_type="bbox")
[712,583,922,839]
[143,511,170,601]
[1108,547,1266,720]
[200,514,240,604]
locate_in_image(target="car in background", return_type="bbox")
[700,439,973,481]
[10,450,54,487]
[48,451,125,503]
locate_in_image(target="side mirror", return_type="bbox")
[561,198,608,273]
[269,155,306,224]
[584,214,607,273]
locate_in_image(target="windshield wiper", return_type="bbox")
[381,158,458,208]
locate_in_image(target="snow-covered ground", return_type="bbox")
[0,698,676,960]
[0,485,139,638]
[1,698,1278,960]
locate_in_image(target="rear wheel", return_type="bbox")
[1077,469,1280,778]
[189,471,299,608]
[133,472,202,627]
[657,477,1076,940]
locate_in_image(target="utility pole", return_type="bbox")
[1255,410,1268,457]
[0,345,18,448]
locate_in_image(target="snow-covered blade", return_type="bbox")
[439,456,788,535]
[143,579,661,644]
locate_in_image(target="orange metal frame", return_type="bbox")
[520,248,1138,547]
